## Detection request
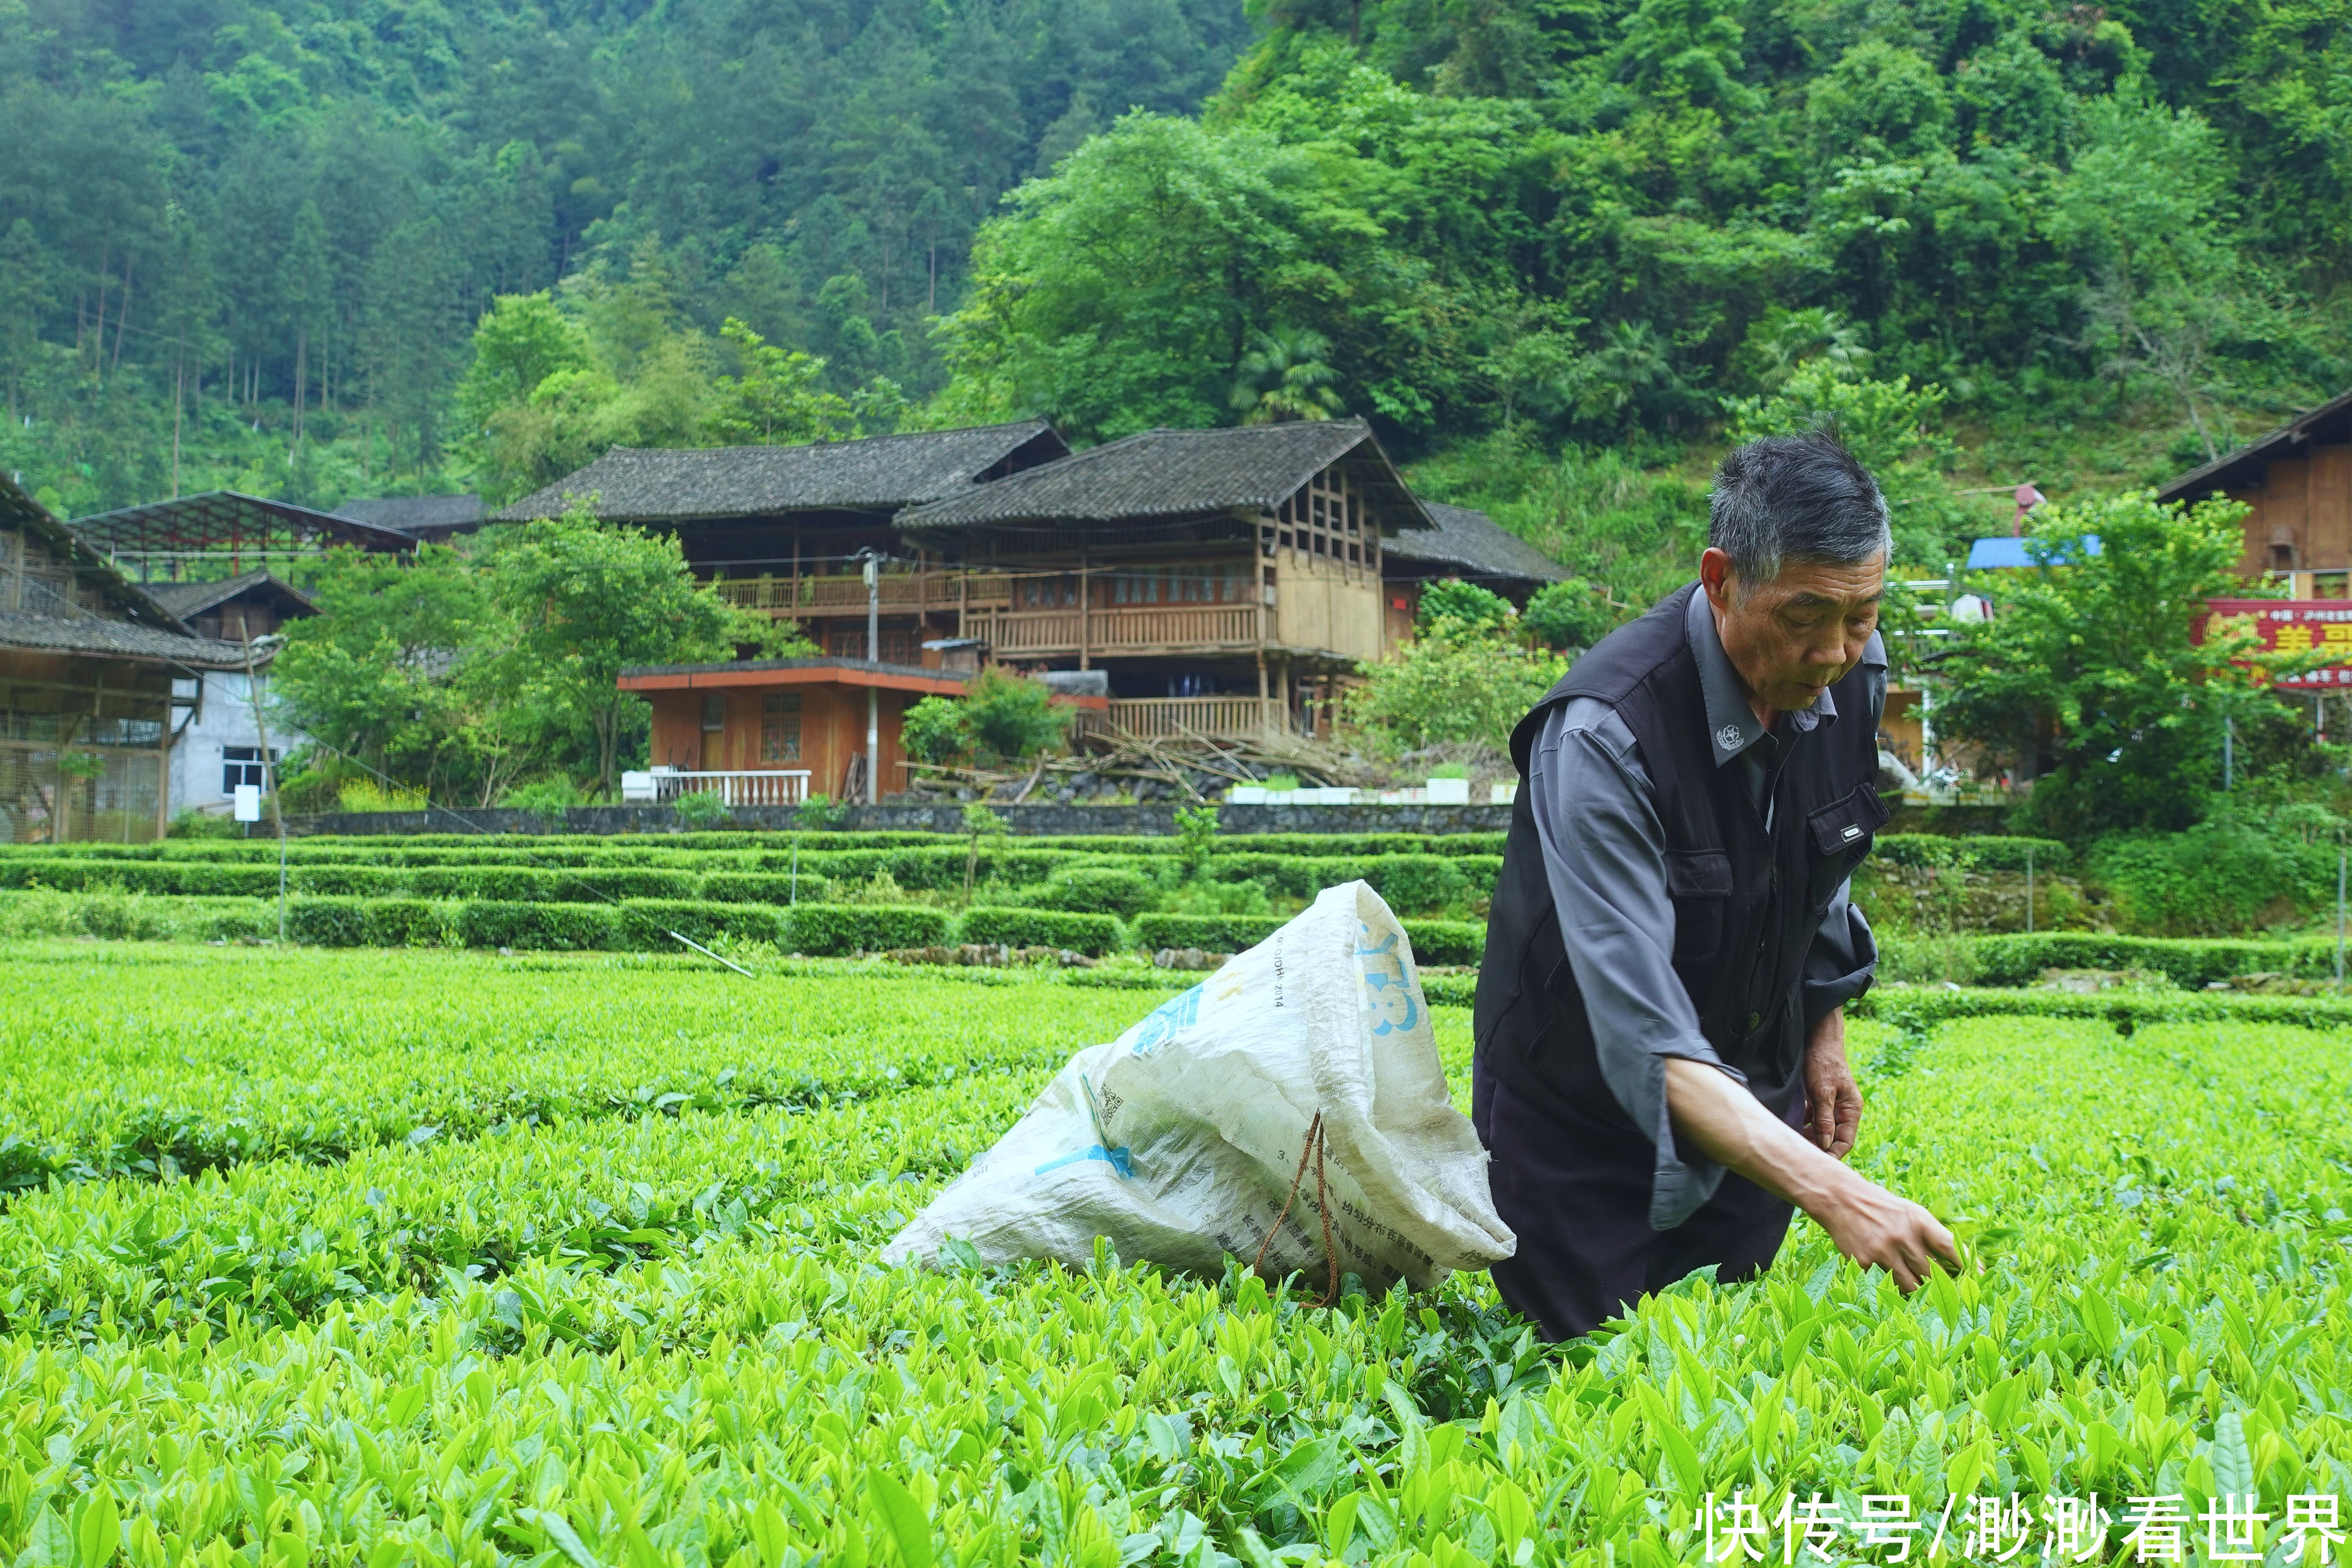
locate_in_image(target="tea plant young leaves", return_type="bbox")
[0,946,1179,1187]
[0,949,2345,1568]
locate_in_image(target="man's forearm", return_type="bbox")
[1663,1056,1853,1211]
[1663,1051,1959,1290]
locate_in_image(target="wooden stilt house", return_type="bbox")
[0,478,262,842]
[893,420,1437,741]
[2162,386,2352,594]
[499,421,1071,667]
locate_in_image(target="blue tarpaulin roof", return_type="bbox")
[1967,535,2102,569]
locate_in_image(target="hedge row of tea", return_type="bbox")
[12,877,2349,1003]
[0,832,2059,934]
[33,891,1485,965]
[0,943,2344,1568]
[0,851,1501,920]
[5,830,1518,864]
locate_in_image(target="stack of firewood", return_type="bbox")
[892,723,1389,804]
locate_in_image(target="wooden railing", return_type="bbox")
[1104,697,1279,740]
[710,573,1012,614]
[650,769,811,806]
[967,604,1262,655]
[705,574,1272,653]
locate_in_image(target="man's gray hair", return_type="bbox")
[1707,428,1894,585]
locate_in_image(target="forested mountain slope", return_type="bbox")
[2,0,2345,595]
[0,0,1250,511]
[932,0,2349,584]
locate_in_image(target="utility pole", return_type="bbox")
[241,631,288,943]
[857,548,882,805]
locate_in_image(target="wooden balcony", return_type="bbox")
[701,572,1375,660]
[1103,696,1280,740]
[965,604,1264,657]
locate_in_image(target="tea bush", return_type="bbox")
[1020,866,1161,918]
[956,906,1126,955]
[784,903,952,955]
[0,945,2344,1568]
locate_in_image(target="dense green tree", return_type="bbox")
[1721,366,1969,565]
[271,545,504,801]
[1522,578,1620,650]
[940,4,2345,474]
[456,294,906,502]
[897,673,1074,768]
[480,508,770,799]
[940,66,1551,441]
[959,669,1073,763]
[2052,91,2268,460]
[0,220,52,421]
[1348,620,1570,752]
[1231,327,1344,423]
[455,293,588,434]
[709,321,862,445]
[1930,491,2282,839]
[276,512,795,803]
[279,200,329,444]
[1416,579,1515,633]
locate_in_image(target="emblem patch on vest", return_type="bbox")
[1842,824,1862,841]
[1714,723,1744,752]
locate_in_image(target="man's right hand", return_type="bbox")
[1663,1056,1959,1291]
[1806,1170,1957,1290]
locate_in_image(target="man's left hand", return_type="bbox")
[1803,1008,1862,1158]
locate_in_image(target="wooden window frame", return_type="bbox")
[760,692,802,763]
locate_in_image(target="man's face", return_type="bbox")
[1700,546,1885,714]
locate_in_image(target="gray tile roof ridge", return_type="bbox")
[143,569,318,619]
[0,607,260,667]
[496,419,1063,523]
[1386,500,1573,583]
[897,418,1380,529]
[332,493,484,530]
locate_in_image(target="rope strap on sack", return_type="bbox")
[1251,1110,1340,1308]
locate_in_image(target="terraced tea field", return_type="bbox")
[0,940,2346,1567]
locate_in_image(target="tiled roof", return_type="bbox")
[334,494,485,535]
[2157,386,2352,504]
[1383,502,1571,586]
[497,421,1069,523]
[897,419,1431,533]
[143,570,320,620]
[0,474,200,633]
[1,475,263,665]
[0,609,257,668]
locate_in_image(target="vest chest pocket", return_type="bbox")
[1805,781,1893,910]
[1664,848,1734,962]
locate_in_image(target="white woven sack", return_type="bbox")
[882,880,1515,1291]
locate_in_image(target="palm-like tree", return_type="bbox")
[1231,327,1344,423]
[1756,307,1874,387]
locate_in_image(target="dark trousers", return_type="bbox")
[1471,1053,1798,1342]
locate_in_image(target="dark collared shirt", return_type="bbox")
[1525,587,1883,1228]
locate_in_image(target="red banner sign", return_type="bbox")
[2200,599,2352,689]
